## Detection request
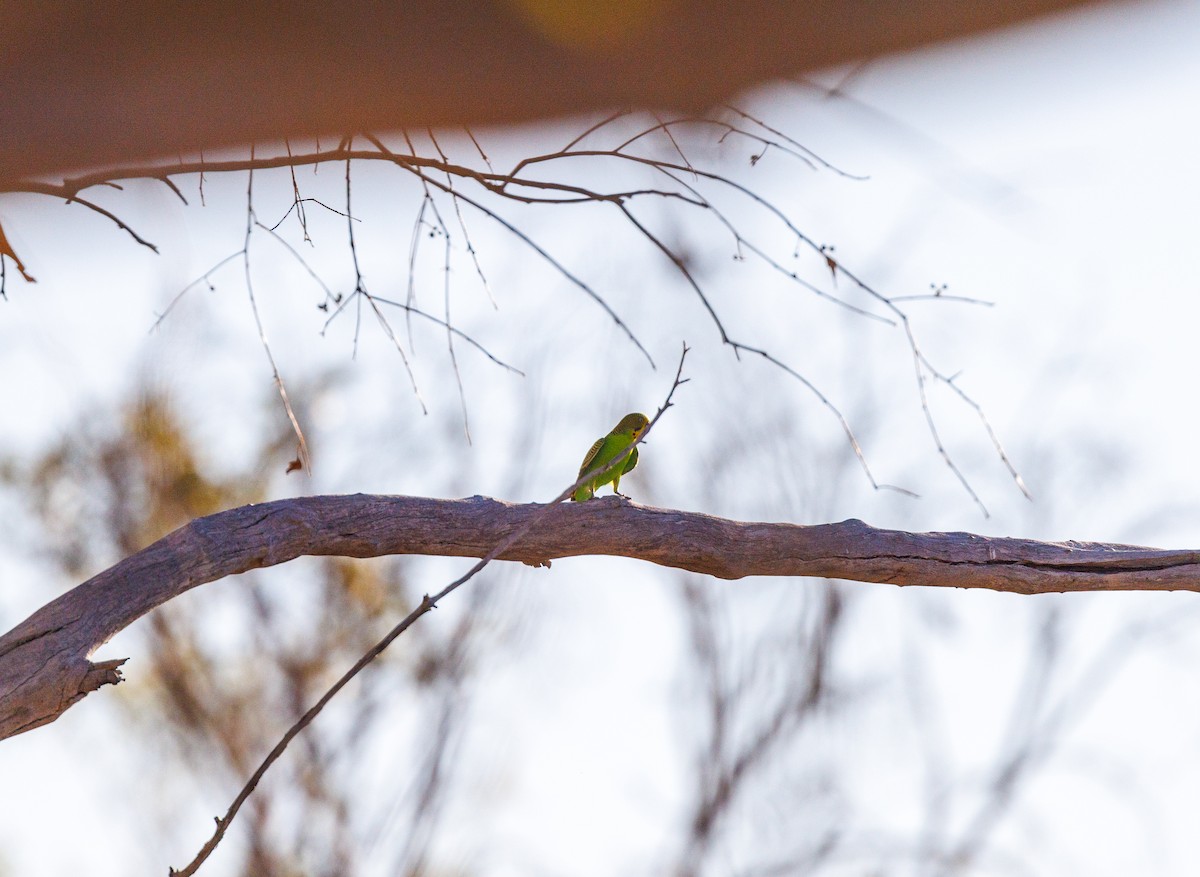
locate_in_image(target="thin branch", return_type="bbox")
[650,111,698,176]
[255,220,340,307]
[406,163,657,368]
[17,181,159,251]
[367,296,522,374]
[616,115,821,174]
[925,359,1032,501]
[156,175,189,205]
[363,293,429,414]
[721,104,868,180]
[891,292,994,307]
[405,188,431,349]
[284,138,312,243]
[359,131,657,366]
[559,108,635,153]
[266,196,350,234]
[10,118,1026,509]
[463,126,494,173]
[168,344,691,875]
[902,319,988,516]
[243,153,311,474]
[344,147,366,357]
[505,148,991,497]
[149,252,242,330]
[447,185,498,309]
[413,134,471,439]
[331,148,427,410]
[615,201,909,495]
[646,162,893,325]
[734,339,916,496]
[439,200,470,442]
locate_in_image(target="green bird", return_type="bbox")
[571,412,650,502]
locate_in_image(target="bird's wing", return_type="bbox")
[577,437,606,477]
[621,446,639,474]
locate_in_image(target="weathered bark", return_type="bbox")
[2,493,1198,740]
[1,1,1101,186]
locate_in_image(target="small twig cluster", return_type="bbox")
[1,109,1025,512]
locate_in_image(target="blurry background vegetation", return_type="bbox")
[4,7,1200,874]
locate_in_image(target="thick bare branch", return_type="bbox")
[171,342,688,875]
[2,494,1198,741]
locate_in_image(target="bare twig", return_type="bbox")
[255,220,340,308]
[365,131,657,367]
[464,126,494,173]
[168,344,691,876]
[150,252,241,330]
[412,134,472,439]
[17,181,158,251]
[368,295,523,375]
[8,114,1028,509]
[721,104,868,179]
[266,196,350,234]
[243,153,311,474]
[284,138,312,243]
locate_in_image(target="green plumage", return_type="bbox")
[571,412,650,501]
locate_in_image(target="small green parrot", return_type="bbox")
[571,412,650,502]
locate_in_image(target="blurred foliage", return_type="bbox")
[20,391,262,578]
[0,346,1164,877]
[1,381,491,876]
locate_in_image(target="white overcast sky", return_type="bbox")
[2,1,1200,874]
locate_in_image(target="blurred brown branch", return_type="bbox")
[3,494,1199,741]
[0,2,1100,187]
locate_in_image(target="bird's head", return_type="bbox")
[615,412,650,438]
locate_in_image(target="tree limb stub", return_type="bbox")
[2,493,1197,740]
